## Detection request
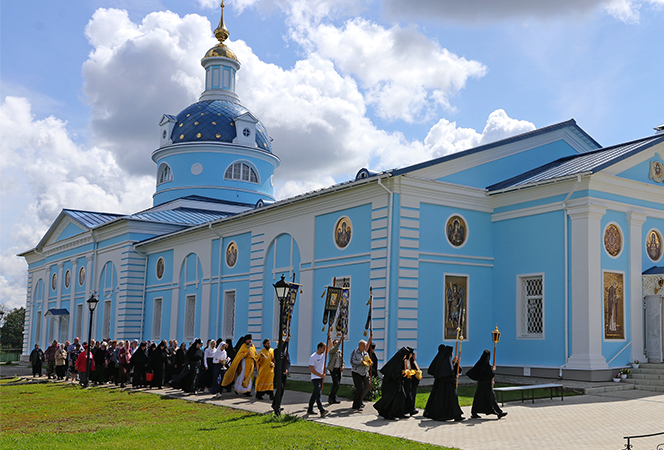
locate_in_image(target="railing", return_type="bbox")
[608,340,632,365]
[623,431,664,450]
[0,349,22,363]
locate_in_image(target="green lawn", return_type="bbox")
[0,383,457,450]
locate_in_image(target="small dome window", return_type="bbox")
[224,161,259,184]
[157,163,173,185]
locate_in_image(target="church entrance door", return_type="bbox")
[645,295,664,363]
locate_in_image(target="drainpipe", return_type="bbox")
[133,244,149,341]
[561,174,581,377]
[377,177,394,360]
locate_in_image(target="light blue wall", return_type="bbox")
[178,253,204,342]
[75,257,88,294]
[55,222,86,242]
[616,152,664,186]
[96,261,118,340]
[31,279,45,345]
[643,218,664,267]
[438,141,579,188]
[314,204,372,261]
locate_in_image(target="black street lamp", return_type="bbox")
[85,294,98,388]
[271,274,290,415]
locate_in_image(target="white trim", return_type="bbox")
[516,273,545,340]
[223,290,236,341]
[223,160,261,185]
[184,294,197,341]
[603,221,624,259]
[602,270,627,342]
[645,228,663,263]
[152,297,163,341]
[157,162,173,185]
[152,142,280,167]
[444,212,469,249]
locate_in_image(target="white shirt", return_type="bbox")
[212,348,228,365]
[309,351,325,380]
[204,346,215,368]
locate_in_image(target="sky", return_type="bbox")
[1,0,663,309]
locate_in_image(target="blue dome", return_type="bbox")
[171,100,272,152]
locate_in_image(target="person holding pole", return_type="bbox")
[466,349,507,419]
[350,332,373,411]
[307,342,329,417]
[326,337,344,404]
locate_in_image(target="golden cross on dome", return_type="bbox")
[214,1,229,44]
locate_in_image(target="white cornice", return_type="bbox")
[398,176,493,212]
[589,173,664,207]
[153,184,275,201]
[151,142,279,166]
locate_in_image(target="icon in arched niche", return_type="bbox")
[335,217,352,248]
[604,224,622,257]
[226,242,238,268]
[446,215,467,247]
[156,257,165,280]
[603,271,624,339]
[646,229,662,261]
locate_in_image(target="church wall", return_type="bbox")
[643,217,664,267]
[438,140,579,189]
[55,222,86,242]
[492,210,567,367]
[144,250,174,342]
[616,152,664,186]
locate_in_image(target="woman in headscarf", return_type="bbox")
[149,340,168,389]
[466,349,507,419]
[403,350,422,416]
[118,341,131,388]
[131,342,149,388]
[373,347,411,420]
[222,334,257,396]
[55,344,68,380]
[423,344,464,421]
[182,339,204,393]
[202,340,217,390]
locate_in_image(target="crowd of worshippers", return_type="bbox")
[28,334,291,400]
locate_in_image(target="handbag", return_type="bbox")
[146,372,154,381]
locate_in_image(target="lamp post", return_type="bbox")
[271,274,290,415]
[85,294,98,388]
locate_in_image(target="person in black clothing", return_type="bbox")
[183,338,204,393]
[30,344,45,377]
[223,339,236,392]
[131,342,149,388]
[373,347,411,420]
[271,335,291,414]
[149,340,168,389]
[466,349,507,419]
[423,344,464,421]
[93,342,108,384]
[368,342,379,379]
[403,350,420,416]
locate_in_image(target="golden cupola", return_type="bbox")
[203,1,238,61]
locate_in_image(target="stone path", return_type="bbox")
[4,362,663,450]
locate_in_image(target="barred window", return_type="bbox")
[184,295,196,341]
[518,275,544,338]
[224,162,258,184]
[152,298,162,341]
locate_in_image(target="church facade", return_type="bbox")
[19,7,664,381]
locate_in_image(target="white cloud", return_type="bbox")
[0,96,153,309]
[382,0,662,24]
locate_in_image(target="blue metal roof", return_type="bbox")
[63,210,124,228]
[487,134,664,192]
[392,119,600,177]
[643,266,664,275]
[171,100,272,152]
[129,208,229,225]
[45,308,69,316]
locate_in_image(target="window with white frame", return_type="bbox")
[102,300,112,339]
[153,298,163,340]
[157,163,173,185]
[184,295,196,340]
[223,291,235,340]
[75,304,83,339]
[224,162,259,183]
[59,315,69,343]
[518,275,544,338]
[35,310,42,344]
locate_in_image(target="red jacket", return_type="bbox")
[75,351,95,373]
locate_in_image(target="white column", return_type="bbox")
[627,211,648,363]
[566,203,609,370]
[69,259,77,339]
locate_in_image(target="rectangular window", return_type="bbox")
[47,317,54,343]
[184,295,196,340]
[75,304,83,339]
[152,298,163,341]
[223,291,235,340]
[223,68,230,89]
[102,300,112,339]
[212,67,220,88]
[35,310,42,345]
[59,315,69,343]
[518,275,544,339]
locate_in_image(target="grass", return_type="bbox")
[0,383,457,450]
[0,376,18,384]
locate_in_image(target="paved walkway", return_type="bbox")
[3,363,663,450]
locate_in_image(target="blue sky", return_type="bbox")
[1,0,662,308]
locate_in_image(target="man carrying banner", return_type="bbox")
[350,332,373,411]
[326,337,344,404]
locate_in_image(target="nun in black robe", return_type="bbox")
[403,351,420,416]
[181,339,204,393]
[423,344,464,421]
[149,340,168,389]
[373,347,411,420]
[466,349,507,419]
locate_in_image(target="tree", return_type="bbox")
[0,306,26,349]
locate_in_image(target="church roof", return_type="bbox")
[170,99,272,152]
[128,207,230,226]
[63,209,124,228]
[487,134,664,192]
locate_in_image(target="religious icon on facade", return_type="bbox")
[64,270,71,289]
[646,230,662,261]
[604,224,622,257]
[156,257,165,280]
[446,215,467,247]
[444,275,467,340]
[649,160,663,183]
[603,271,624,339]
[335,217,352,248]
[226,242,238,268]
[78,266,86,286]
[51,273,57,291]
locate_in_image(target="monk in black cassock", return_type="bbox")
[423,344,464,421]
[466,349,507,419]
[402,350,420,416]
[149,340,168,389]
[181,339,204,393]
[373,347,411,420]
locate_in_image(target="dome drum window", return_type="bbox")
[225,162,259,184]
[157,163,173,185]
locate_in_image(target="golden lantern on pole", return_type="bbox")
[491,326,501,370]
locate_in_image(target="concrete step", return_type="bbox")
[631,368,664,375]
[631,373,664,381]
[584,384,635,394]
[634,384,664,393]
[637,363,664,369]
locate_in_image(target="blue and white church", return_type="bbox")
[19,6,664,381]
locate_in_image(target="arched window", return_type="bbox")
[157,163,173,185]
[224,161,259,184]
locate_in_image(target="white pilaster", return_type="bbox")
[566,203,609,370]
[627,211,648,363]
